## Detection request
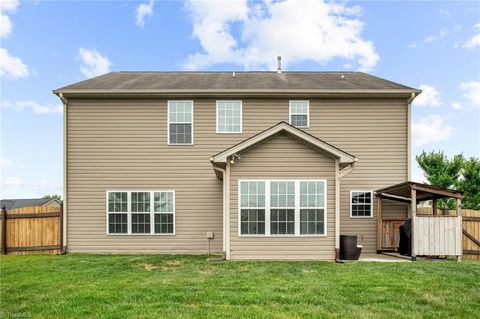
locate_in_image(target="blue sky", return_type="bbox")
[1,0,479,199]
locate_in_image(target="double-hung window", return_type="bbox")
[289,101,309,128]
[300,182,325,235]
[239,181,266,235]
[270,181,295,235]
[239,180,326,236]
[107,191,175,235]
[107,192,128,234]
[168,101,193,145]
[217,100,242,133]
[131,192,151,234]
[350,191,373,218]
[154,192,175,234]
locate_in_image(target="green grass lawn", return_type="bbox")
[1,255,479,319]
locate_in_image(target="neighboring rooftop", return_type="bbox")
[54,71,419,93]
[0,198,59,210]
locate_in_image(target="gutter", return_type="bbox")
[210,162,227,261]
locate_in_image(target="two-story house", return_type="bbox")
[54,71,421,260]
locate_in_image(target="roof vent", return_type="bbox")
[277,56,282,74]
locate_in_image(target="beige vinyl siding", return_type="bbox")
[66,98,407,254]
[229,133,336,260]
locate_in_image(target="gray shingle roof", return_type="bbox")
[0,198,56,210]
[54,71,419,92]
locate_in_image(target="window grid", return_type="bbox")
[154,192,174,234]
[299,181,325,235]
[168,101,193,145]
[217,101,242,133]
[270,181,295,235]
[239,180,326,237]
[106,191,175,235]
[289,101,309,128]
[107,192,128,234]
[240,181,266,235]
[350,191,373,218]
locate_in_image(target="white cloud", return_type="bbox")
[460,81,480,107]
[1,100,62,114]
[135,0,154,27]
[2,176,25,188]
[412,115,453,147]
[0,48,29,79]
[424,29,448,43]
[0,157,12,168]
[409,28,450,48]
[0,0,19,39]
[78,47,112,78]
[462,23,480,49]
[414,84,442,107]
[451,101,463,110]
[184,0,379,71]
[1,177,62,198]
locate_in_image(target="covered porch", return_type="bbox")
[375,182,463,261]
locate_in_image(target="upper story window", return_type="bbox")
[168,101,193,145]
[350,191,373,218]
[289,100,309,128]
[107,191,175,235]
[217,100,242,133]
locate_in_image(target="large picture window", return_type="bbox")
[107,191,175,235]
[350,191,373,218]
[168,101,193,145]
[217,101,242,133]
[239,180,326,236]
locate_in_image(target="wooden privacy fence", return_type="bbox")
[417,207,480,260]
[1,205,64,255]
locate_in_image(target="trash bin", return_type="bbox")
[339,235,362,260]
[398,219,411,256]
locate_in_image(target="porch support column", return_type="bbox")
[225,161,231,260]
[376,195,382,253]
[411,185,417,261]
[432,198,437,215]
[456,197,462,261]
[335,160,340,259]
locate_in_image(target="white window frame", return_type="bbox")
[216,100,243,134]
[349,190,373,219]
[167,101,194,145]
[238,179,327,237]
[289,100,310,128]
[106,190,176,235]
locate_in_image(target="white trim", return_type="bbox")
[106,190,176,236]
[226,162,231,259]
[212,122,356,164]
[237,179,327,238]
[167,100,194,145]
[289,100,309,128]
[216,100,243,134]
[349,190,373,219]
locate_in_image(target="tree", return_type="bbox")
[456,157,480,210]
[416,151,464,209]
[43,194,63,204]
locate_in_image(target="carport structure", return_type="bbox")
[375,181,463,261]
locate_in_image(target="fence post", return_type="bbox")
[1,206,6,255]
[60,203,64,254]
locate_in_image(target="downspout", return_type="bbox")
[59,92,68,253]
[335,159,340,261]
[211,163,226,260]
[407,92,415,181]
